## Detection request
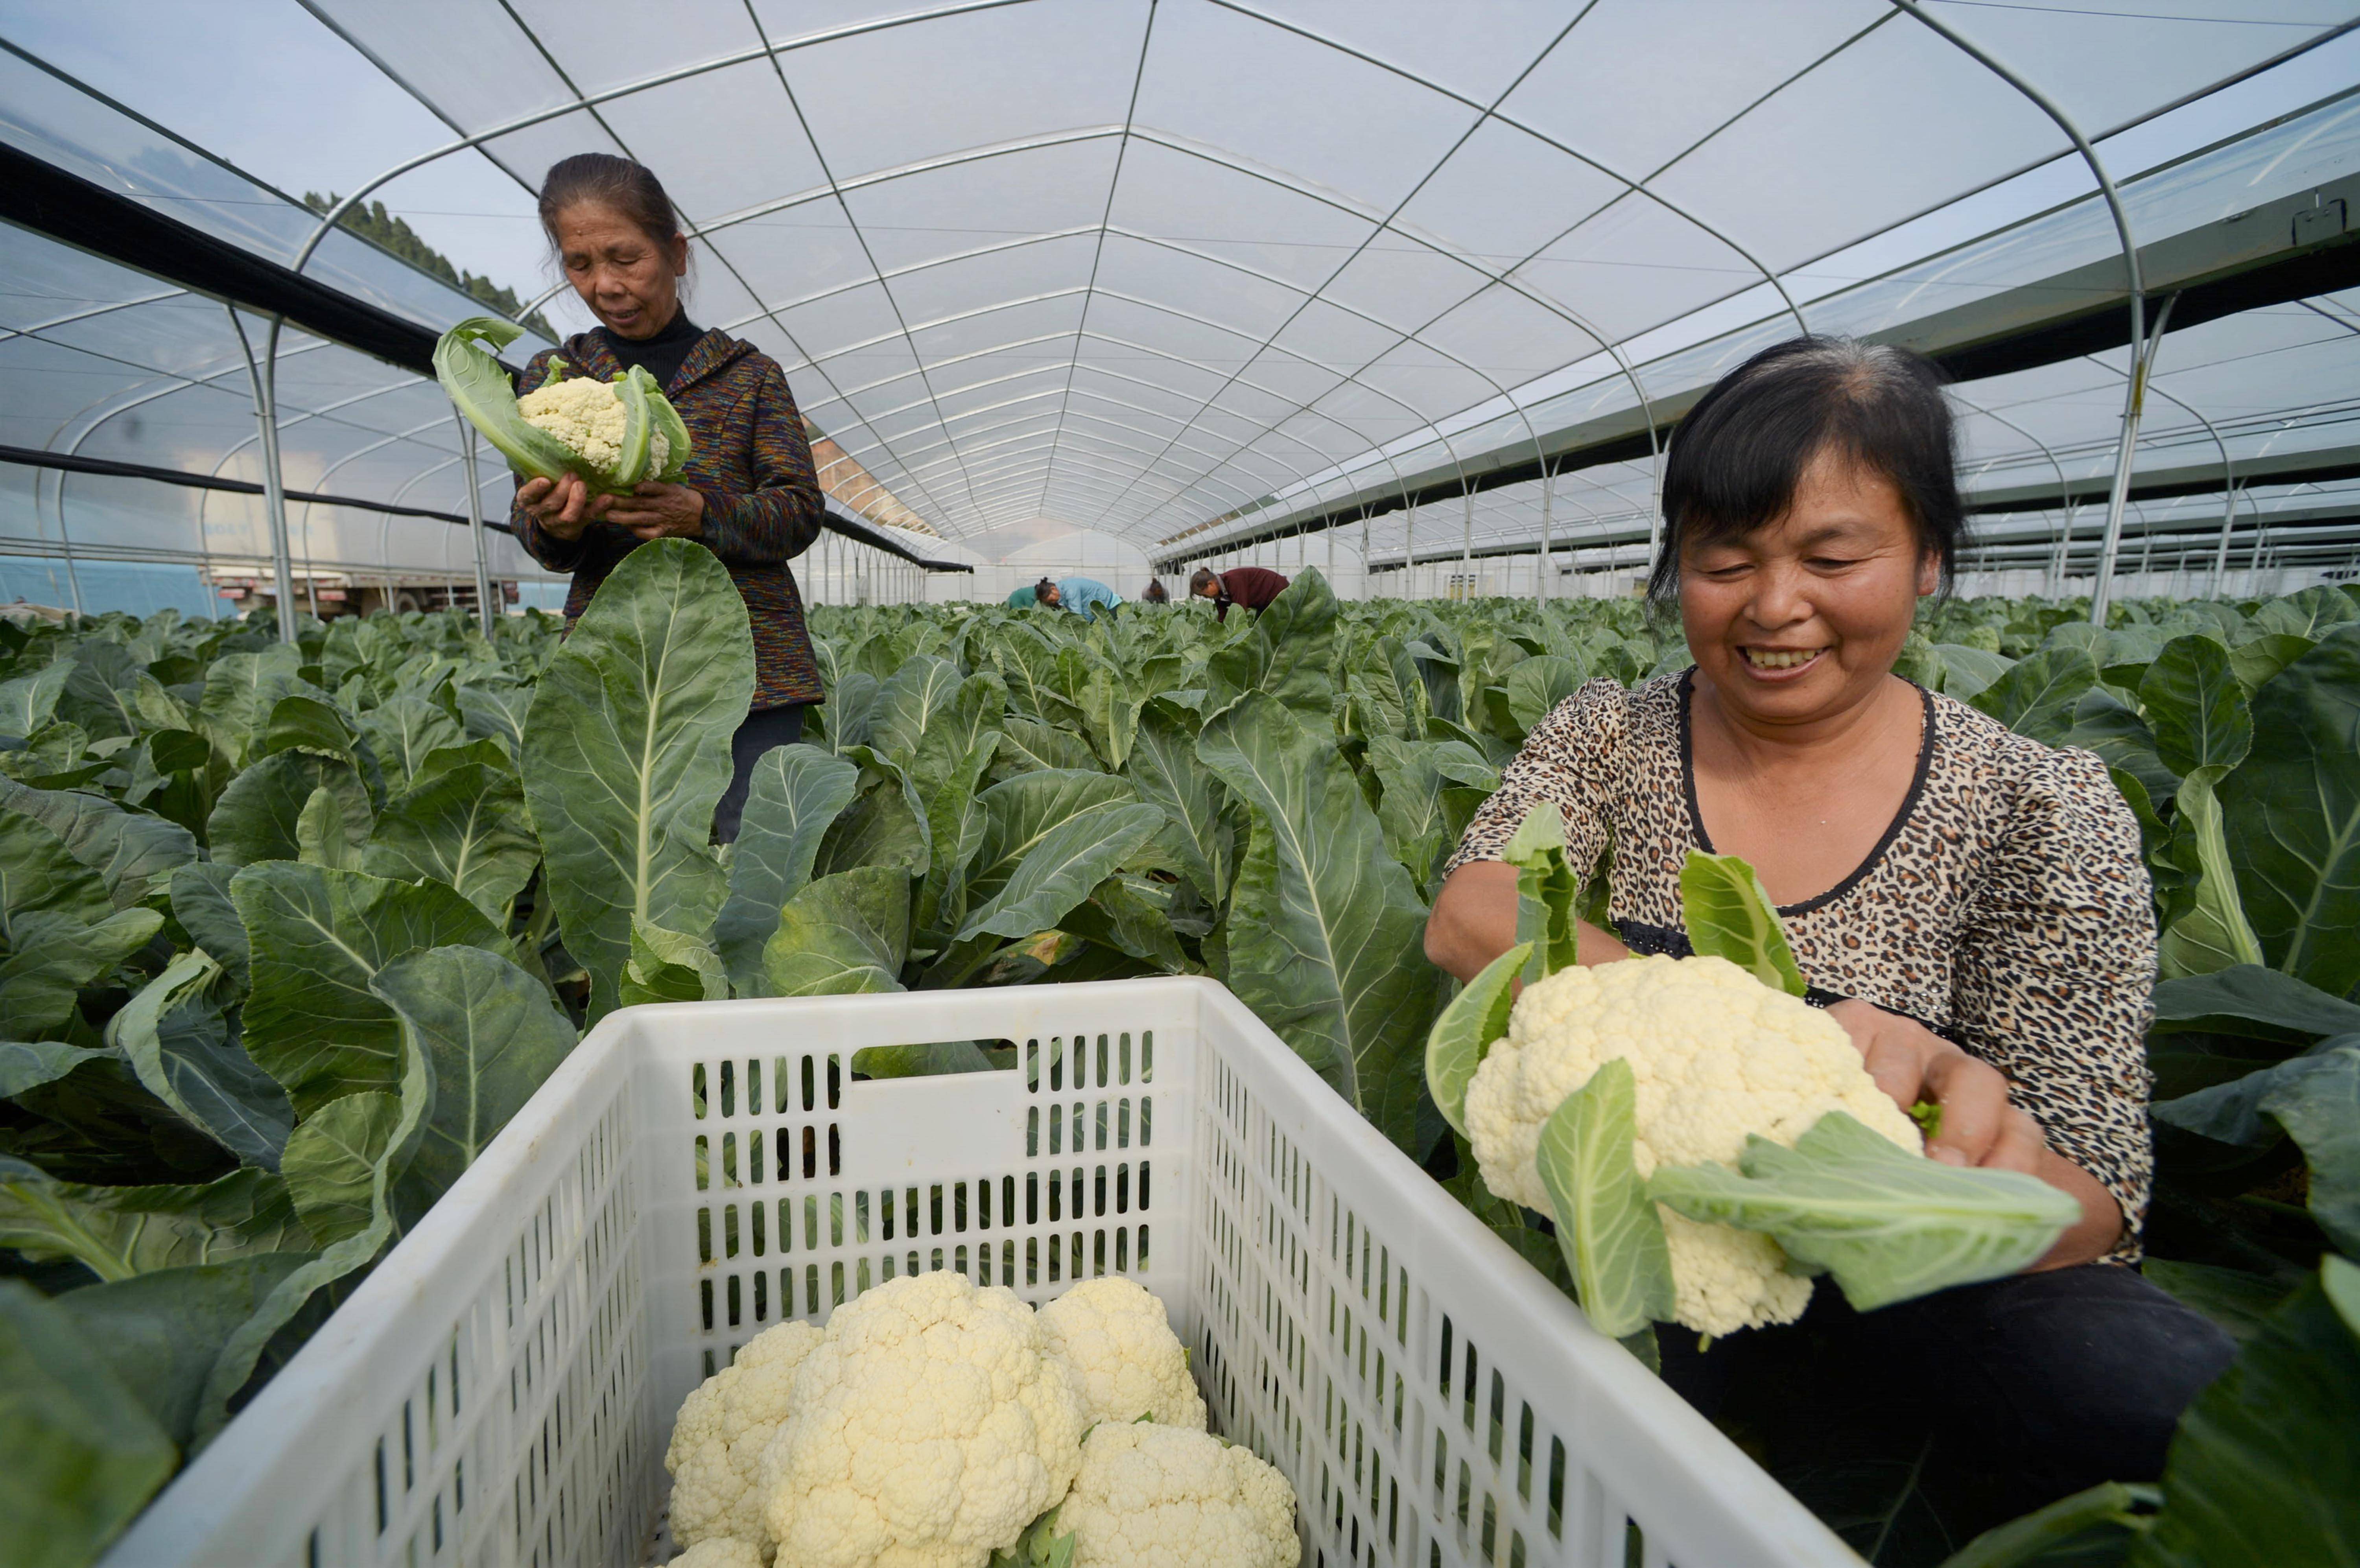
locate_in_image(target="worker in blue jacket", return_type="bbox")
[1055,576,1123,621]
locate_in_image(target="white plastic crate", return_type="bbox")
[105,978,1854,1568]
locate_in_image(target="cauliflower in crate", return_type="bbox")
[433,315,691,494]
[663,1318,824,1555]
[1053,1421,1300,1568]
[1038,1277,1206,1431]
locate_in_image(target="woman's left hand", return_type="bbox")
[1825,998,2046,1173]
[605,481,705,541]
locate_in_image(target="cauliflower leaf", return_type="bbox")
[1648,1110,2080,1311]
[1680,851,1806,997]
[1534,1058,1675,1338]
[1425,938,1528,1140]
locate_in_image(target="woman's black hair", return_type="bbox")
[1648,335,1964,605]
[538,154,688,258]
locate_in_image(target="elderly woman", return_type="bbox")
[509,154,826,841]
[1424,337,2233,1525]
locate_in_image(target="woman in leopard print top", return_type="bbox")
[1425,337,2231,1528]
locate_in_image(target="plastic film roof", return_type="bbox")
[2,0,2358,584]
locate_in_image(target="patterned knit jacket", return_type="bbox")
[508,328,828,707]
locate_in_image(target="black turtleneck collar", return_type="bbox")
[599,306,703,392]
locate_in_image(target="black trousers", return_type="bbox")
[1662,1262,2237,1544]
[713,704,806,843]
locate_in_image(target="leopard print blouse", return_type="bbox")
[1446,671,2157,1261]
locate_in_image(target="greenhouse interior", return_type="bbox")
[5,4,2359,1568]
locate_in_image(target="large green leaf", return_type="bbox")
[0,782,196,908]
[1681,850,1806,996]
[1535,1058,1678,1338]
[280,1090,405,1246]
[2130,1266,2360,1568]
[371,945,577,1223]
[993,715,1101,779]
[2151,1035,2358,1146]
[231,862,502,1117]
[0,906,163,1039]
[0,1160,307,1282]
[205,750,372,868]
[521,539,754,1017]
[0,660,70,742]
[1368,736,1495,894]
[2157,765,2266,980]
[1501,654,1584,738]
[0,1040,110,1097]
[1198,693,1433,1150]
[864,655,966,775]
[2256,1046,2360,1255]
[108,951,291,1171]
[0,1280,176,1568]
[619,916,730,1007]
[357,694,467,792]
[432,316,596,487]
[952,801,1163,943]
[2218,623,2360,996]
[2149,964,2360,1041]
[762,866,911,995]
[959,770,1139,910]
[2140,634,2251,776]
[1971,646,2099,742]
[55,1253,314,1448]
[0,807,111,942]
[194,645,306,767]
[1425,941,1530,1142]
[1202,568,1337,721]
[716,746,859,995]
[196,1021,434,1443]
[1927,644,2012,703]
[1502,802,1582,984]
[1128,702,1234,903]
[362,759,539,921]
[1647,1111,2079,1311]
[168,862,248,991]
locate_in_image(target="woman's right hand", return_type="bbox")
[518,473,605,540]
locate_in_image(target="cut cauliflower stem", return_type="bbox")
[516,375,668,480]
[666,1540,765,1568]
[1465,955,1924,1336]
[759,1270,1088,1568]
[1038,1277,1207,1430]
[664,1318,824,1558]
[1058,1421,1301,1568]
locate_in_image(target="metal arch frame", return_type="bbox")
[2082,356,2237,598]
[284,7,1708,547]
[1889,0,2152,623]
[1948,388,2082,593]
[290,3,994,531]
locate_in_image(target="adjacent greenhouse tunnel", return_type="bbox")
[2,2,2357,616]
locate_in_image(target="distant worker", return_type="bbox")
[1056,575,1123,621]
[1189,565,1289,621]
[1142,577,1169,604]
[1006,576,1061,610]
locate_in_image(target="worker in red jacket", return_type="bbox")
[1189,565,1289,621]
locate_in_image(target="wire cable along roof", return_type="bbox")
[1,0,2357,617]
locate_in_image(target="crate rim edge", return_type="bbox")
[104,975,1852,1566]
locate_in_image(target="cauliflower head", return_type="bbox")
[1464,954,1923,1335]
[516,374,669,480]
[758,1270,1088,1568]
[1057,1421,1300,1568]
[1038,1278,1206,1431]
[665,1318,824,1558]
[666,1540,765,1568]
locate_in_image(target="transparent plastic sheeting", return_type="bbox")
[1,0,2357,583]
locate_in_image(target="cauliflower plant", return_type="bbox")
[517,374,669,480]
[665,1540,765,1568]
[1465,954,1923,1335]
[664,1318,824,1558]
[1038,1277,1206,1431]
[1056,1421,1300,1568]
[758,1270,1089,1568]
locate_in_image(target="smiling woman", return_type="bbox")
[507,154,828,841]
[1422,335,2236,1533]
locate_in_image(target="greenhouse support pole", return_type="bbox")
[2211,485,2240,599]
[1461,490,1473,599]
[230,311,300,645]
[2089,293,2175,623]
[458,419,496,637]
[1538,462,1552,605]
